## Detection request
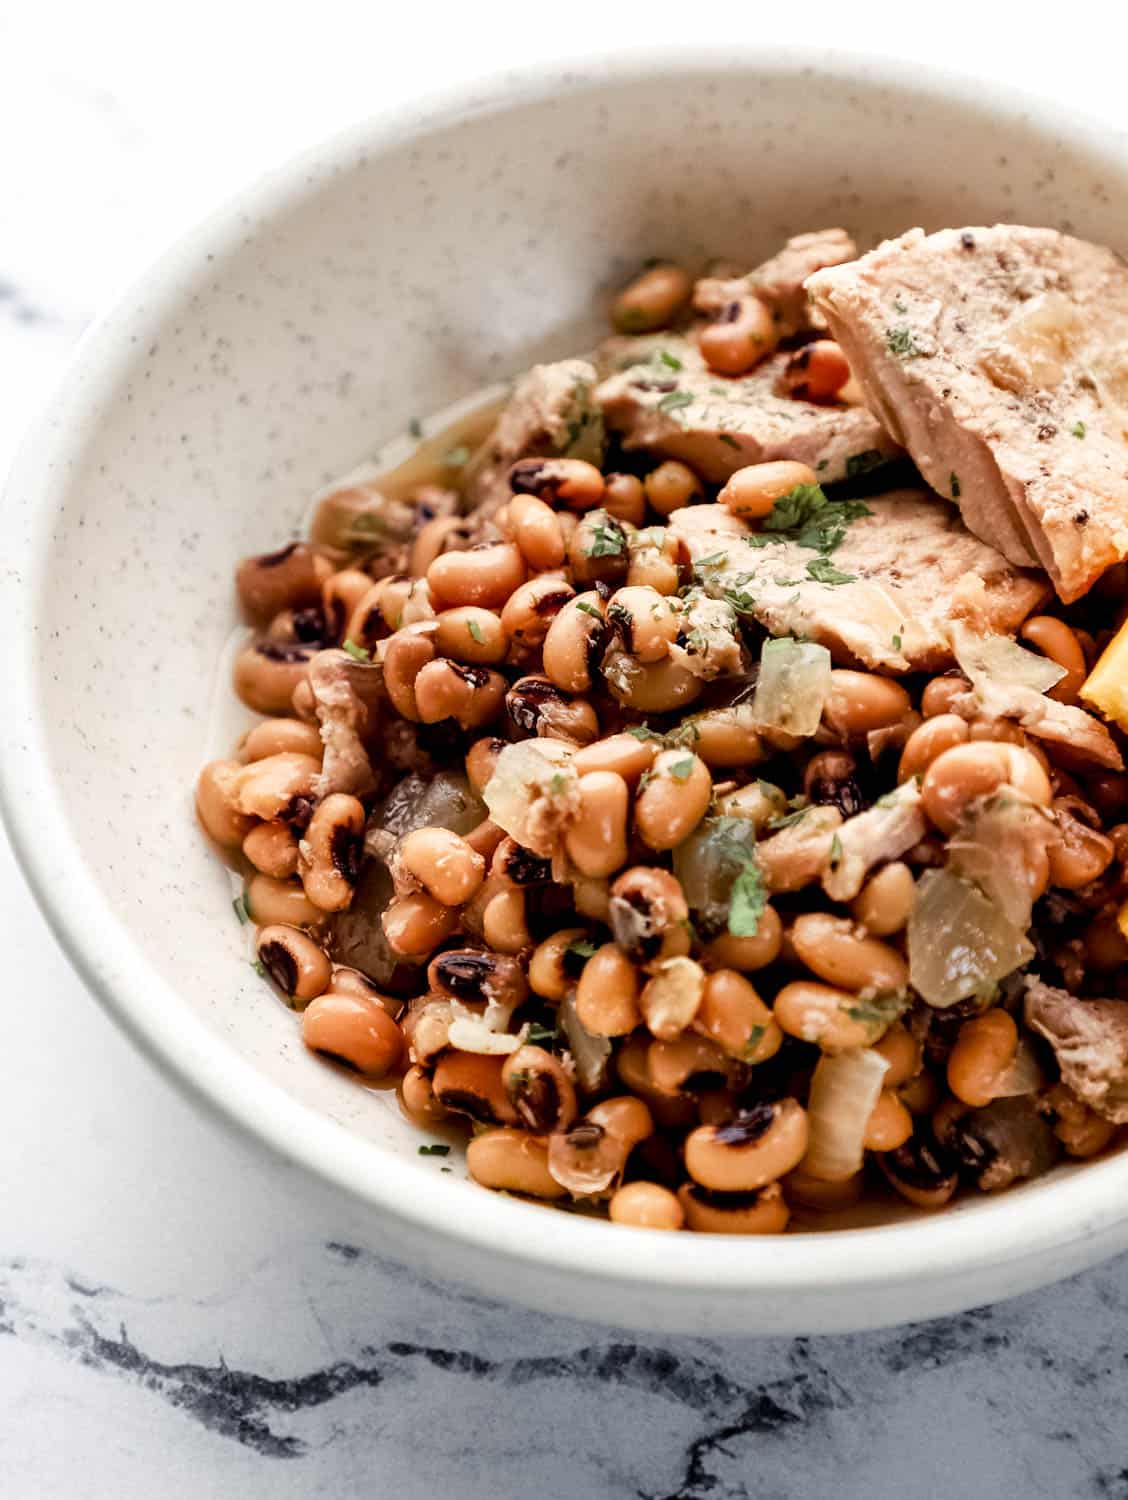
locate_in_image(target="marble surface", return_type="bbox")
[4,6,1128,1495]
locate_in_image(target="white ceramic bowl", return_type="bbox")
[6,50,1128,1335]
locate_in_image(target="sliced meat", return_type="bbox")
[595,336,899,485]
[671,491,1048,672]
[821,781,927,902]
[807,225,1128,602]
[464,359,604,513]
[948,682,1122,770]
[308,649,383,798]
[1025,980,1128,1123]
[694,229,857,335]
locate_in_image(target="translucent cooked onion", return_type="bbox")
[375,771,485,839]
[482,741,577,856]
[559,995,611,1092]
[951,621,1065,697]
[752,638,832,738]
[947,794,1054,929]
[801,1048,890,1182]
[446,1001,527,1055]
[907,867,1034,1008]
[672,816,760,940]
[992,1037,1045,1098]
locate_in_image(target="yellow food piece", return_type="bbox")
[1117,899,1128,943]
[1081,618,1128,730]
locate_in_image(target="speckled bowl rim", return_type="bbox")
[6,46,1128,1317]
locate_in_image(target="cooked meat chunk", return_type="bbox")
[1025,981,1128,1123]
[807,225,1128,602]
[694,228,857,335]
[821,781,927,902]
[308,649,383,798]
[595,335,898,485]
[948,679,1122,770]
[464,359,604,513]
[671,491,1048,672]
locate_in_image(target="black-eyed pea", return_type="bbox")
[646,1033,731,1095]
[482,885,532,954]
[464,818,506,864]
[773,981,882,1053]
[608,1180,685,1230]
[302,991,403,1075]
[575,944,641,1036]
[545,1096,656,1190]
[398,1063,448,1125]
[233,639,319,715]
[231,750,321,821]
[568,509,631,589]
[573,876,611,921]
[465,737,506,795]
[698,294,777,376]
[432,1051,518,1126]
[572,732,659,785]
[639,956,706,1041]
[634,749,711,851]
[427,948,527,1012]
[255,923,332,1002]
[1044,1082,1117,1158]
[879,1131,959,1208]
[321,568,374,640]
[680,708,764,770]
[605,585,679,662]
[508,492,567,570]
[506,675,599,745]
[643,460,703,517]
[717,459,819,519]
[466,1128,566,1198]
[542,591,609,693]
[716,779,788,831]
[897,1069,942,1116]
[243,820,300,879]
[920,674,972,717]
[398,826,486,906]
[695,969,782,1063]
[382,892,460,956]
[678,1180,790,1234]
[779,339,851,402]
[921,741,1052,833]
[236,541,324,624]
[500,574,575,650]
[196,759,255,848]
[415,659,508,730]
[239,717,324,763]
[609,866,691,966]
[603,652,703,715]
[1047,798,1115,889]
[427,541,526,610]
[528,927,590,1000]
[382,626,438,721]
[433,607,508,665]
[611,262,692,334]
[502,1045,577,1133]
[946,1009,1019,1108]
[897,714,970,783]
[788,912,908,994]
[872,1022,922,1088]
[329,967,402,1017]
[245,873,323,929]
[489,836,552,889]
[410,515,469,580]
[602,472,647,527]
[1020,616,1088,704]
[564,771,630,878]
[823,670,913,740]
[850,862,915,937]
[299,793,365,912]
[685,1100,809,1192]
[863,1090,914,1152]
[404,998,454,1067]
[702,905,783,973]
[508,456,606,511]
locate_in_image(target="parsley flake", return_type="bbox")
[418,1143,451,1157]
[695,551,728,570]
[892,633,903,651]
[845,449,885,480]
[763,484,871,555]
[657,349,683,371]
[550,773,568,795]
[574,600,603,619]
[741,1024,767,1060]
[885,325,923,359]
[950,472,961,498]
[585,522,625,558]
[627,724,663,742]
[251,959,267,979]
[729,859,767,937]
[668,756,696,781]
[566,937,599,960]
[806,557,855,585]
[342,637,371,661]
[526,1022,559,1046]
[232,894,250,926]
[443,444,471,468]
[466,619,485,644]
[1072,420,1086,439]
[408,417,423,439]
[657,389,694,414]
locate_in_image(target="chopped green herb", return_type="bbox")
[627,724,664,742]
[232,895,250,926]
[806,557,856,585]
[742,1024,767,1061]
[408,417,423,439]
[773,577,805,588]
[875,790,900,809]
[845,449,885,480]
[252,959,267,979]
[657,349,683,371]
[846,993,907,1029]
[526,1021,560,1046]
[668,756,696,781]
[443,444,471,468]
[342,637,371,661]
[440,1166,453,1174]
[585,522,625,558]
[710,384,731,397]
[566,938,599,960]
[729,858,767,937]
[892,633,903,651]
[717,433,742,450]
[550,773,568,795]
[763,484,871,555]
[418,1143,451,1157]
[694,551,728,570]
[466,618,485,644]
[1072,420,1087,439]
[767,807,810,832]
[657,389,694,414]
[950,471,961,499]
[885,325,923,359]
[893,296,908,314]
[574,599,603,619]
[616,307,652,334]
[829,833,843,871]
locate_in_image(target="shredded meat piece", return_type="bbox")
[308,649,383,798]
[821,782,927,902]
[1025,980,1128,1122]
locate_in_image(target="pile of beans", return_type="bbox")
[194,262,1128,1233]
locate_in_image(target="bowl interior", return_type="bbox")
[10,53,1128,1330]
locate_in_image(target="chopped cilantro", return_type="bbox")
[762,484,871,555]
[844,449,885,480]
[764,483,829,533]
[767,807,810,832]
[846,994,906,1029]
[443,444,471,468]
[657,389,694,414]
[526,1022,559,1046]
[585,522,625,558]
[408,417,423,439]
[806,557,855,585]
[717,433,742,450]
[418,1143,451,1157]
[575,599,603,619]
[1072,420,1086,439]
[829,833,843,870]
[549,773,568,795]
[950,471,961,499]
[627,724,663,741]
[885,325,923,359]
[232,894,250,926]
[742,1024,767,1060]
[342,637,371,661]
[893,296,908,314]
[466,618,485,644]
[668,756,696,781]
[251,959,267,979]
[729,859,767,937]
[892,633,903,651]
[657,349,683,371]
[694,551,728,569]
[566,937,599,960]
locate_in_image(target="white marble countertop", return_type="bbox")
[4,6,1128,1495]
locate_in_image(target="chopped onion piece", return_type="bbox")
[992,1037,1045,1098]
[951,621,1065,697]
[752,638,832,738]
[482,740,578,856]
[375,771,485,839]
[559,995,611,1092]
[947,793,1054,929]
[673,816,760,940]
[907,868,1034,1008]
[446,1001,527,1056]
[801,1048,890,1182]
